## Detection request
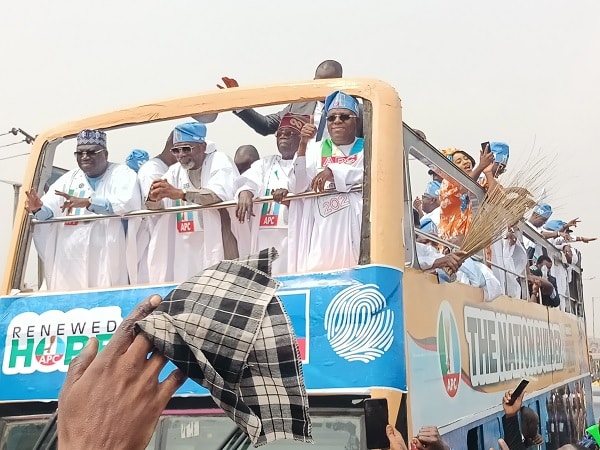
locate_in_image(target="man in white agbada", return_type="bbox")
[145,122,239,283]
[25,129,141,291]
[287,90,363,272]
[125,132,179,284]
[235,113,308,275]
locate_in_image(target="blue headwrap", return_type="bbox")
[173,122,207,144]
[533,203,553,219]
[324,90,360,116]
[126,149,150,172]
[490,142,509,165]
[424,180,441,198]
[420,217,438,235]
[544,220,566,232]
[77,129,107,148]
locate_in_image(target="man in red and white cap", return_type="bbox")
[234,113,308,274]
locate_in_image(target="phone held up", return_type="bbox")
[481,141,490,152]
[364,398,390,449]
[506,378,530,406]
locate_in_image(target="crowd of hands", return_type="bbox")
[385,390,526,450]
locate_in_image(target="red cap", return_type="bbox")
[278,113,309,133]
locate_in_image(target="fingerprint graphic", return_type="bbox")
[324,283,394,363]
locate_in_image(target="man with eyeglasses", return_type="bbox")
[234,113,308,275]
[145,122,239,282]
[24,129,141,290]
[286,91,364,272]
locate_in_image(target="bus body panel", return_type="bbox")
[0,265,405,402]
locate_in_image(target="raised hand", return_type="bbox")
[58,295,186,450]
[386,425,408,450]
[300,116,317,144]
[217,76,239,89]
[25,188,43,213]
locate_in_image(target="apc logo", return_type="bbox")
[35,336,66,366]
[437,301,461,397]
[324,283,394,363]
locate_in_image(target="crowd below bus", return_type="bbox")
[23,59,596,310]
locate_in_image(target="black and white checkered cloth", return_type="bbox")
[136,248,313,447]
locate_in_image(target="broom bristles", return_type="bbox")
[460,152,551,258]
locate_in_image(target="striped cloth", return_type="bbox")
[136,248,312,447]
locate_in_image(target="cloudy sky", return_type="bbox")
[1,0,600,325]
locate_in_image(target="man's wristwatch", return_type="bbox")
[181,189,187,201]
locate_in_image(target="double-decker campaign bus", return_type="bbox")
[0,78,593,449]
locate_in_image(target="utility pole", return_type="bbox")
[0,178,22,222]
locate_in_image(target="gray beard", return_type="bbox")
[180,160,196,170]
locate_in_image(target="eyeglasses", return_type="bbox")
[326,114,357,123]
[275,128,300,138]
[170,146,194,155]
[74,149,105,157]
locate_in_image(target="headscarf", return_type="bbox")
[125,149,149,172]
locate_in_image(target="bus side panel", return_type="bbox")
[0,265,406,402]
[403,268,590,437]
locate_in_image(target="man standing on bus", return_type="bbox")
[234,113,308,274]
[287,90,363,272]
[24,129,141,291]
[145,122,239,282]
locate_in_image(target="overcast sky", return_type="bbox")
[1,0,600,326]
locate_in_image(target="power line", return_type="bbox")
[0,152,29,161]
[0,140,27,149]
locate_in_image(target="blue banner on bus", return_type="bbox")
[0,265,404,401]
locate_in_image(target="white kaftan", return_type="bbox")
[288,138,364,272]
[33,163,141,291]
[490,229,527,299]
[234,155,293,275]
[149,150,237,283]
[126,156,171,284]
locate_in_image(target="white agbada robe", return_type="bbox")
[416,243,502,301]
[490,229,527,299]
[548,237,570,311]
[149,149,237,283]
[288,138,363,272]
[33,163,141,291]
[422,207,440,227]
[126,157,170,284]
[234,155,294,275]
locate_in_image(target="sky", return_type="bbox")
[1,1,600,328]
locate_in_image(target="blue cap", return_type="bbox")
[424,180,441,197]
[533,203,553,219]
[420,217,438,235]
[77,129,106,148]
[324,90,360,116]
[125,149,149,172]
[173,122,207,144]
[490,142,509,165]
[544,220,566,232]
